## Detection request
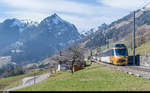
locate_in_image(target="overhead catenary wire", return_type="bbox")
[132,0,150,65]
[141,0,150,9]
[137,0,150,9]
[102,0,150,48]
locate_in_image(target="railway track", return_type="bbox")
[125,66,150,73]
[95,60,150,79]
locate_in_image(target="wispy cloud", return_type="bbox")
[0,0,99,16]
[0,0,144,31]
[60,14,123,32]
[99,0,149,10]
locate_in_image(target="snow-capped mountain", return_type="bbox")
[81,23,108,37]
[0,13,81,65]
[38,13,80,45]
[7,18,39,33]
[20,19,39,27]
[81,28,97,36]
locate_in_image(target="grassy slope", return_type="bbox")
[16,63,150,91]
[135,40,150,55]
[1,39,150,91]
[0,69,49,90]
[127,40,150,55]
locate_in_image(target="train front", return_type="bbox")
[112,44,128,66]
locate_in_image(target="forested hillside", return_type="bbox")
[79,8,150,51]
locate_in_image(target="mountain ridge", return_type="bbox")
[77,8,150,51]
[0,13,81,65]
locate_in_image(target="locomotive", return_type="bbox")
[99,44,128,66]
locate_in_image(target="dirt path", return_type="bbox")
[6,73,50,91]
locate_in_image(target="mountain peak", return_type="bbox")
[51,13,58,17]
[42,13,66,25]
[50,13,64,24]
[50,13,61,20]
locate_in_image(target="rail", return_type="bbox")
[93,59,150,80]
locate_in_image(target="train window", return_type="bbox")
[114,44,126,48]
[114,49,128,56]
[112,49,115,56]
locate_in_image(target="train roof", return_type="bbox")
[101,48,112,57]
[113,44,127,48]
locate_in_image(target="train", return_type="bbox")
[98,44,128,66]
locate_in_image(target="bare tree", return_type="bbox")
[67,45,85,74]
[136,31,145,47]
[52,44,86,74]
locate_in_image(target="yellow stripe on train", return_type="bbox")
[100,56,128,66]
[99,44,128,66]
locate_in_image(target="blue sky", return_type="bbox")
[0,0,149,32]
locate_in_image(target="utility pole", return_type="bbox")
[107,38,109,49]
[105,36,107,49]
[133,11,136,66]
[99,47,101,57]
[33,64,37,85]
[90,50,93,57]
[59,50,62,72]
[34,68,36,85]
[60,50,62,56]
[131,0,150,65]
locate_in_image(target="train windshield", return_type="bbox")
[114,49,128,56]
